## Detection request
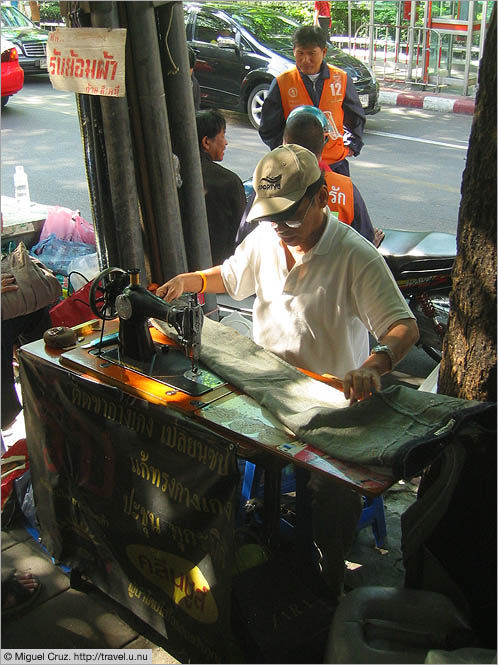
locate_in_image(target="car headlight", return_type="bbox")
[364,63,377,85]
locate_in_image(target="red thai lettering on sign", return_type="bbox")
[49,52,118,81]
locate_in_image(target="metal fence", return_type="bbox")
[331,23,479,94]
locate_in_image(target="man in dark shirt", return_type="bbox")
[259,26,365,177]
[196,109,246,265]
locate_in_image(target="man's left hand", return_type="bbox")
[1,275,19,294]
[343,367,381,405]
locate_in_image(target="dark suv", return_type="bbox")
[184,2,380,128]
[1,4,48,74]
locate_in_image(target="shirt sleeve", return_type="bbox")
[221,231,259,301]
[258,78,286,150]
[351,251,415,340]
[342,76,366,156]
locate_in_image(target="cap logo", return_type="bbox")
[258,174,282,191]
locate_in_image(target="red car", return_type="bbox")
[1,37,24,107]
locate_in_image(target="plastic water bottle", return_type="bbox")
[14,165,31,213]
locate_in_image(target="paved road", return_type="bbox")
[2,76,471,383]
[2,75,92,219]
[3,76,472,236]
[220,107,472,235]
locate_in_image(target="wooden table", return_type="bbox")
[18,321,396,662]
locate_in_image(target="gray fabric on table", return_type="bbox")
[152,315,488,479]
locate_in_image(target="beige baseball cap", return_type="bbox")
[246,144,322,223]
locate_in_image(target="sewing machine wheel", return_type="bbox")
[89,267,129,320]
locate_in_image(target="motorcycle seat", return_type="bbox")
[379,229,456,280]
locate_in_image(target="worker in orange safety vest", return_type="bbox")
[259,25,367,178]
[283,108,384,247]
[239,105,383,248]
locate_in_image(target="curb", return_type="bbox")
[379,89,475,115]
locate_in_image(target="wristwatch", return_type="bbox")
[371,344,395,369]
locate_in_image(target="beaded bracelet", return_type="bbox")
[196,270,207,294]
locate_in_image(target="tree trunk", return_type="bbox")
[438,6,497,402]
[29,1,40,23]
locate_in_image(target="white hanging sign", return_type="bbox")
[47,28,126,97]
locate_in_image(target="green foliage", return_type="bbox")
[373,1,399,26]
[38,1,62,23]
[235,2,314,24]
[329,2,370,35]
[230,2,371,36]
[228,2,425,36]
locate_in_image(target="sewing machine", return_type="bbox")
[81,267,225,396]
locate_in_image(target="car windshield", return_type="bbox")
[231,9,299,49]
[1,5,34,28]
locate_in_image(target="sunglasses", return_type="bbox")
[260,195,315,229]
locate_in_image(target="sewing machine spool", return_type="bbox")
[86,268,225,396]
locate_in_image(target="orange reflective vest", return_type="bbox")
[277,65,349,165]
[325,171,354,224]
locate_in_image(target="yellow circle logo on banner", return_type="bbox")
[127,544,219,624]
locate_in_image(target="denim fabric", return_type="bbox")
[154,316,494,479]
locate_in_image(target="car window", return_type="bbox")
[231,10,298,50]
[239,36,253,53]
[194,13,235,45]
[1,5,34,28]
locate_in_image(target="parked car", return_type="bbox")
[1,37,24,107]
[184,2,380,128]
[1,3,48,74]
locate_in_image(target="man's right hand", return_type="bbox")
[156,266,226,302]
[156,275,193,302]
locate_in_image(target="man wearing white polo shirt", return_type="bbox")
[157,144,418,598]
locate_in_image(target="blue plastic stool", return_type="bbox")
[356,495,387,548]
[237,460,387,548]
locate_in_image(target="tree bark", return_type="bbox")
[29,1,40,23]
[438,6,497,402]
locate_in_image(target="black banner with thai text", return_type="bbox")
[19,352,239,663]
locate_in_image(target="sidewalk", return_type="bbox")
[379,83,476,115]
[1,520,182,663]
[2,477,418,663]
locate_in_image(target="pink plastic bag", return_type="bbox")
[39,206,96,245]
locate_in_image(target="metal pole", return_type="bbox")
[407,0,417,81]
[394,0,401,73]
[69,5,116,271]
[156,1,218,317]
[479,1,489,61]
[89,1,146,280]
[368,0,375,67]
[75,94,113,270]
[125,1,188,282]
[422,0,432,85]
[463,0,475,95]
[347,0,352,53]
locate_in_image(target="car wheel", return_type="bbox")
[247,83,269,129]
[1,96,9,108]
